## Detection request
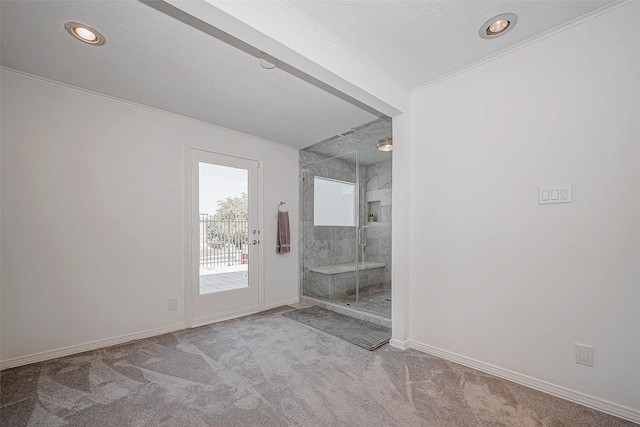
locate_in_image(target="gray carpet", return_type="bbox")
[1,307,637,427]
[282,306,390,350]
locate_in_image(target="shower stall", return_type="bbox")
[299,118,392,320]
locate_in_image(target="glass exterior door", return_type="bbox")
[190,149,260,326]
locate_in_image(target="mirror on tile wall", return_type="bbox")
[313,176,356,226]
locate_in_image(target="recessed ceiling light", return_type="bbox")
[64,22,105,46]
[376,138,393,152]
[479,13,517,39]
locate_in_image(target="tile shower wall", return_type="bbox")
[300,150,392,305]
[299,150,365,300]
[364,159,392,289]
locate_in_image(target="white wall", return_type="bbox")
[0,70,299,363]
[410,1,639,418]
[391,112,411,345]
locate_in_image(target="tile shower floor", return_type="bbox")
[341,284,392,318]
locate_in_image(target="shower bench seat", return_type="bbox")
[306,262,387,301]
[309,261,385,275]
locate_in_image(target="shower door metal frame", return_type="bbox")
[354,152,361,311]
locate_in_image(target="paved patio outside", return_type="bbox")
[199,264,248,294]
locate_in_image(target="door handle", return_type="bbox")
[252,240,260,245]
[362,226,367,247]
[358,226,367,247]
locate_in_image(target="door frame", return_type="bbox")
[184,142,264,328]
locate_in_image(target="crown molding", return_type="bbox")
[0,66,302,151]
[412,0,634,93]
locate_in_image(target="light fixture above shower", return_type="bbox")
[376,138,393,152]
[64,21,105,45]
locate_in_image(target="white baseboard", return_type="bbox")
[0,323,186,371]
[263,298,300,311]
[191,300,300,329]
[2,301,300,371]
[389,339,410,350]
[409,341,640,424]
[191,304,261,328]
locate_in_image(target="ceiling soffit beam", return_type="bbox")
[154,0,409,117]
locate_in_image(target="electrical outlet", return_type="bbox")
[575,344,593,367]
[168,298,178,311]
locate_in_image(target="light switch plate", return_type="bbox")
[540,186,572,204]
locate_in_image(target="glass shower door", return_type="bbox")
[355,159,393,317]
[301,151,362,307]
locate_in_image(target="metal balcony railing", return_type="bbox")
[200,214,249,268]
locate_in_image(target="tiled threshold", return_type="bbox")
[299,295,391,329]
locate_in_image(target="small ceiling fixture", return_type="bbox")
[64,21,105,45]
[479,13,517,39]
[258,52,276,70]
[338,129,356,138]
[376,138,393,152]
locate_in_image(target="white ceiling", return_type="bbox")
[284,0,614,89]
[0,0,378,148]
[1,1,614,148]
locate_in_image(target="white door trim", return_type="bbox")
[183,143,264,328]
[190,304,261,328]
